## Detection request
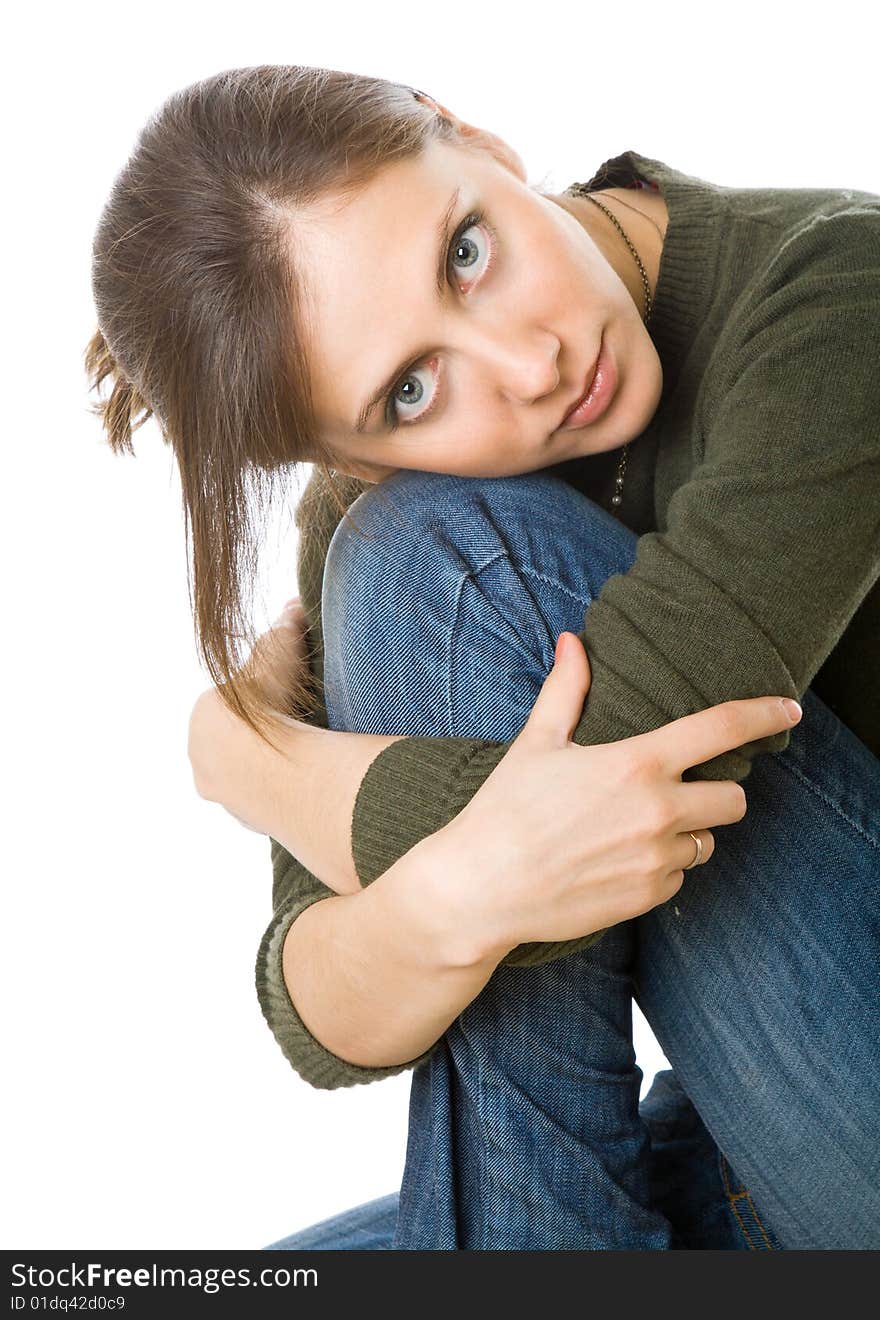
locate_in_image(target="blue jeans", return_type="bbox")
[267,469,880,1251]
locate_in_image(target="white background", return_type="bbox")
[3,0,877,1250]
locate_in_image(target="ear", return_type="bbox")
[414,92,527,183]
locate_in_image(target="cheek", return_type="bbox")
[608,328,664,442]
[538,244,609,323]
[509,214,572,300]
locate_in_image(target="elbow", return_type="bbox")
[187,690,221,800]
[187,751,217,803]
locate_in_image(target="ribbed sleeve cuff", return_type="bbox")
[350,736,508,886]
[351,735,610,969]
[255,887,440,1091]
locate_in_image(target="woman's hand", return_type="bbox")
[187,597,308,810]
[187,599,404,891]
[239,596,311,716]
[433,631,803,961]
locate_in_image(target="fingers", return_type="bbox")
[677,827,715,870]
[673,780,748,831]
[647,696,803,777]
[652,782,738,887]
[657,832,715,897]
[522,632,592,744]
[653,779,740,887]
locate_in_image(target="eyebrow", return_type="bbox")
[355,186,462,434]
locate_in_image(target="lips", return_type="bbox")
[558,334,618,431]
[561,350,602,428]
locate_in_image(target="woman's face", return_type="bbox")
[296,122,664,484]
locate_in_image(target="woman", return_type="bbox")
[88,66,880,1249]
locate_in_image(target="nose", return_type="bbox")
[470,325,561,405]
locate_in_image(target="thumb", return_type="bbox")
[524,632,592,743]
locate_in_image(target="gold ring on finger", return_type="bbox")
[684,831,703,870]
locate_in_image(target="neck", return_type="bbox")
[549,186,667,316]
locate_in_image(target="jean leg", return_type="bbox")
[321,470,673,1249]
[322,468,880,1249]
[322,468,637,741]
[639,1067,783,1249]
[634,686,880,1249]
[264,1193,399,1250]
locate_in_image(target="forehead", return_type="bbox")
[295,136,481,303]
[295,138,491,433]
[299,135,479,236]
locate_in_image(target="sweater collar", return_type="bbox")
[567,150,726,400]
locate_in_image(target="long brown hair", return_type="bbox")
[85,65,458,746]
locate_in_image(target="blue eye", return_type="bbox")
[389,356,441,426]
[449,217,492,284]
[385,211,495,429]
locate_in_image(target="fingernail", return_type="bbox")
[782,698,802,724]
[555,633,568,663]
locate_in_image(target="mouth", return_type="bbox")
[558,334,618,431]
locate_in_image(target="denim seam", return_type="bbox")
[475,1047,493,1249]
[457,1029,493,1250]
[447,551,510,734]
[770,750,880,852]
[448,552,595,731]
[456,1017,525,1250]
[720,1154,776,1251]
[517,562,596,608]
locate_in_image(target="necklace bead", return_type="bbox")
[565,183,655,519]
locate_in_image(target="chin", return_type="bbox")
[581,354,663,458]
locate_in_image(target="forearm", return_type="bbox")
[282,833,508,1068]
[254,719,407,893]
[190,690,404,892]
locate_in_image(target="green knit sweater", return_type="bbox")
[255,150,880,1090]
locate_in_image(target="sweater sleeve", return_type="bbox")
[348,207,880,916]
[254,465,446,1090]
[255,835,443,1089]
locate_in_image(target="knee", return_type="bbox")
[322,469,470,623]
[321,471,463,678]
[322,469,525,643]
[318,467,635,736]
[320,470,515,734]
[321,465,623,622]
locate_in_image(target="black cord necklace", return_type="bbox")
[564,184,656,516]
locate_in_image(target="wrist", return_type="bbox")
[367,829,514,971]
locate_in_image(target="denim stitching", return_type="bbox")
[446,551,511,735]
[720,1155,759,1249]
[518,562,597,607]
[475,1038,493,1249]
[744,1191,774,1249]
[771,750,880,852]
[451,1022,494,1250]
[448,551,594,718]
[720,1154,776,1250]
